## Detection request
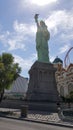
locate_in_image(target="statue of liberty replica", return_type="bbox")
[34,14,50,63]
[27,14,59,112]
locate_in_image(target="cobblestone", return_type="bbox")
[27,111,60,122]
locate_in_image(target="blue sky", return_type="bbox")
[0,0,73,77]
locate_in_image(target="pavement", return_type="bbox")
[0,108,73,128]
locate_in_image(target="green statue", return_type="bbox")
[34,14,50,63]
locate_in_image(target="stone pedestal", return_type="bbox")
[27,61,59,102]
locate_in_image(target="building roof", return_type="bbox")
[5,75,28,93]
[53,56,63,64]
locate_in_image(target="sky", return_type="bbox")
[0,0,73,78]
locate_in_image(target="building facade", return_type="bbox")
[53,57,73,97]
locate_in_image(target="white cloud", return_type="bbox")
[14,54,37,71]
[46,10,73,36]
[20,0,58,11]
[20,0,58,7]
[8,39,26,51]
[60,33,73,42]
[0,31,10,47]
[30,0,58,6]
[0,31,26,51]
[0,20,36,51]
[50,56,55,62]
[59,44,70,54]
[13,21,29,34]
[13,20,36,36]
[0,34,5,41]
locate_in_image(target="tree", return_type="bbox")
[0,53,21,102]
[62,91,73,103]
[69,91,73,102]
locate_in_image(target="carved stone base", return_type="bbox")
[27,61,59,102]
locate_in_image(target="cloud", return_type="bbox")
[50,55,55,62]
[0,20,36,51]
[0,31,26,51]
[0,31,10,47]
[14,53,37,71]
[21,0,58,7]
[8,39,26,51]
[30,0,58,6]
[46,9,73,37]
[59,44,70,54]
[13,20,36,36]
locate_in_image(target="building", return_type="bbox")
[53,57,73,97]
[4,75,28,99]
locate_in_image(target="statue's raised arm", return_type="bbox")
[34,14,39,28]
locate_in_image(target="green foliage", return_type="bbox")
[69,91,73,101]
[61,91,73,103]
[0,53,21,92]
[65,95,71,103]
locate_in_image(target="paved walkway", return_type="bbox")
[0,108,73,128]
[0,108,60,122]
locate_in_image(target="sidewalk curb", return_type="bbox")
[0,114,73,128]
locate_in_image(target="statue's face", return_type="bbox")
[40,21,45,27]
